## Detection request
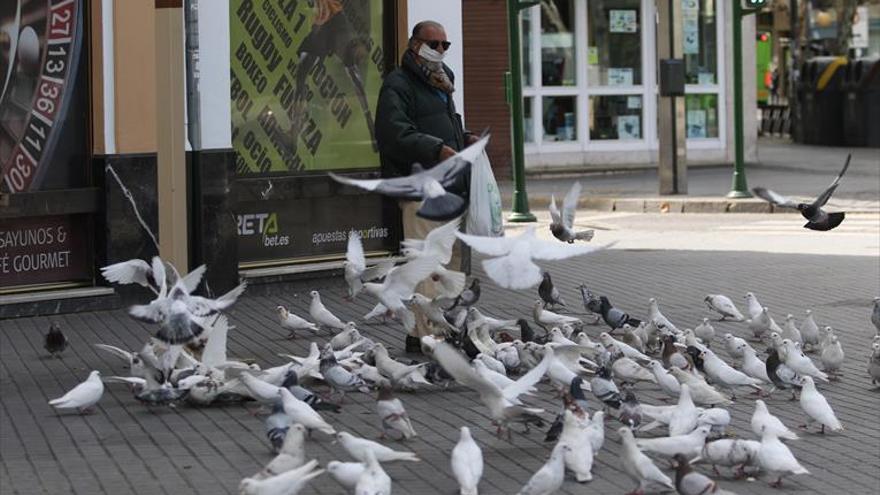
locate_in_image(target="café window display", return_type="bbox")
[521,0,725,155]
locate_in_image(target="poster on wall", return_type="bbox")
[682,0,700,55]
[609,10,637,33]
[230,0,385,175]
[0,0,91,289]
[617,115,640,139]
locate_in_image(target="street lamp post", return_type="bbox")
[507,0,538,222]
[728,0,765,198]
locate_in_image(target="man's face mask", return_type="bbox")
[418,43,446,63]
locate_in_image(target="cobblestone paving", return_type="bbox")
[2,249,878,494]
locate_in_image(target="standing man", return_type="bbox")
[375,20,478,353]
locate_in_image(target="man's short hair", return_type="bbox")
[411,20,444,39]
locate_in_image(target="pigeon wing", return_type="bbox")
[100,259,153,289]
[420,218,462,264]
[456,232,516,256]
[812,154,851,208]
[328,172,421,199]
[529,238,612,261]
[502,347,552,402]
[549,194,563,225]
[752,187,799,208]
[433,342,500,398]
[561,181,582,229]
[201,315,230,369]
[384,256,439,299]
[181,265,206,294]
[361,258,396,282]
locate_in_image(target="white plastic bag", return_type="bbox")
[466,150,504,237]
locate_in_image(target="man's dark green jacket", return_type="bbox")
[375,51,468,178]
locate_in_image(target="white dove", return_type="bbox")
[559,410,594,482]
[782,339,829,382]
[723,333,749,359]
[451,426,483,495]
[252,423,307,479]
[309,290,348,332]
[516,442,569,495]
[278,388,336,436]
[693,318,715,344]
[276,305,318,338]
[699,348,763,397]
[48,370,104,414]
[635,425,712,459]
[343,230,395,299]
[782,314,803,345]
[668,384,699,436]
[533,301,582,330]
[668,368,732,407]
[618,427,675,494]
[354,450,392,495]
[376,388,417,440]
[693,438,761,478]
[646,360,681,398]
[586,411,605,452]
[456,226,609,290]
[800,309,821,351]
[648,298,680,334]
[704,294,744,321]
[336,431,420,462]
[600,332,650,361]
[326,461,365,490]
[432,341,553,436]
[751,400,798,441]
[744,292,764,320]
[362,255,440,331]
[757,429,809,488]
[820,328,845,376]
[238,459,324,495]
[611,357,656,385]
[798,376,843,433]
[739,344,772,383]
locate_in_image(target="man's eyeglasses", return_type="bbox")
[419,39,452,51]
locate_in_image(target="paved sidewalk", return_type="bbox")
[2,247,878,494]
[501,138,880,213]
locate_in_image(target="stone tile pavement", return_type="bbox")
[1,249,879,494]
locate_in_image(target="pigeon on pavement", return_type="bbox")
[752,154,851,231]
[309,290,348,332]
[798,376,843,434]
[376,387,417,440]
[549,181,594,243]
[48,370,104,414]
[693,318,715,344]
[451,426,483,495]
[704,294,744,321]
[326,461,366,490]
[278,388,336,436]
[756,428,810,488]
[538,272,566,308]
[336,431,420,463]
[517,442,569,495]
[44,322,68,357]
[581,286,641,331]
[869,342,880,386]
[361,255,440,332]
[238,459,324,495]
[669,384,699,436]
[693,439,761,479]
[252,422,306,480]
[648,297,680,334]
[801,309,821,351]
[635,425,712,459]
[354,449,392,495]
[751,399,798,441]
[820,329,845,377]
[448,278,481,311]
[672,453,738,495]
[329,136,488,221]
[275,306,318,339]
[619,427,675,494]
[456,227,610,290]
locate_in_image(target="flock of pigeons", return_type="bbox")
[41,144,878,495]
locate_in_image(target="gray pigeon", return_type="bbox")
[549,181,594,243]
[538,272,566,308]
[319,344,370,400]
[329,136,488,221]
[618,391,642,428]
[752,154,850,231]
[673,453,738,495]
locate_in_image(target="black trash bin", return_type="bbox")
[807,57,848,146]
[794,59,815,144]
[858,57,880,148]
[842,57,879,147]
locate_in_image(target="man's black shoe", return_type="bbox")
[405,334,423,354]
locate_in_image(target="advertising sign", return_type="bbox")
[230,0,385,174]
[0,0,91,289]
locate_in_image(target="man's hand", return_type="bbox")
[438,145,457,161]
[465,134,480,146]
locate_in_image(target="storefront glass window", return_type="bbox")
[589,95,643,140]
[681,0,717,85]
[587,0,642,87]
[524,97,535,143]
[523,7,533,87]
[543,96,577,142]
[541,0,576,86]
[685,94,719,138]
